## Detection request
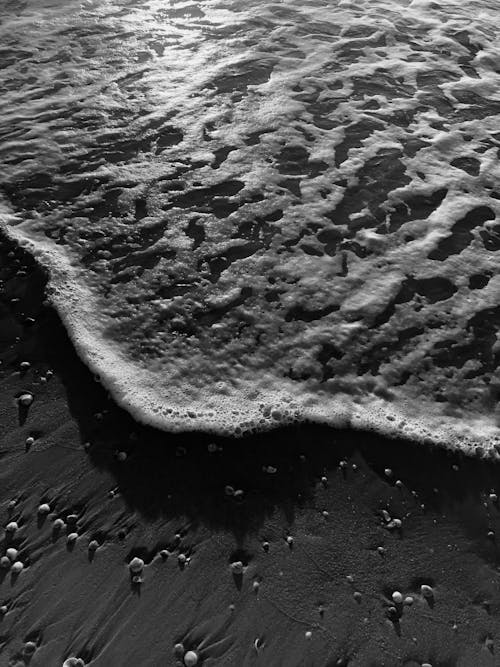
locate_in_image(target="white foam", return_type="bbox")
[1,0,500,455]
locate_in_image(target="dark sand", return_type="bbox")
[0,233,500,666]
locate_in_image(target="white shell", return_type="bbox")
[129,557,144,573]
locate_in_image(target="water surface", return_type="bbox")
[1,0,500,450]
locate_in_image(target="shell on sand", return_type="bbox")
[421,584,434,598]
[18,393,33,407]
[230,561,244,575]
[129,557,144,574]
[6,548,18,561]
[184,651,199,666]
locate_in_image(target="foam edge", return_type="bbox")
[1,216,500,459]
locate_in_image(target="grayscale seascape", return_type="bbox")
[1,2,500,665]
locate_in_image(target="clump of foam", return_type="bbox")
[1,0,500,455]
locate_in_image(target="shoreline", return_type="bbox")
[1,232,500,664]
[1,222,499,460]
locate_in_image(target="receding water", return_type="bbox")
[1,0,500,450]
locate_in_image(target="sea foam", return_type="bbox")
[1,0,500,453]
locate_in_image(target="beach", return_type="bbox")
[2,0,500,663]
[1,235,499,665]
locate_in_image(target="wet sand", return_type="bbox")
[1,233,500,665]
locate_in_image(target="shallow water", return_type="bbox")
[1,0,500,449]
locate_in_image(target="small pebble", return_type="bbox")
[6,548,18,561]
[305,631,312,640]
[207,443,218,453]
[339,461,347,469]
[395,480,403,489]
[489,493,498,503]
[321,475,328,485]
[23,641,37,656]
[116,451,127,462]
[404,596,414,605]
[38,503,50,514]
[67,533,78,545]
[353,591,362,602]
[25,436,35,447]
[0,557,11,568]
[230,561,244,575]
[253,580,260,593]
[6,521,18,533]
[184,650,199,666]
[129,557,144,574]
[233,489,244,500]
[262,541,269,552]
[18,393,33,407]
[346,575,354,584]
[389,518,402,529]
[488,530,495,539]
[0,605,7,615]
[131,575,142,584]
[19,361,31,371]
[88,540,99,551]
[254,637,263,652]
[174,643,184,656]
[159,549,170,560]
[53,518,65,530]
[384,468,392,478]
[66,514,78,524]
[286,535,294,547]
[421,584,434,598]
[178,553,188,566]
[11,561,24,574]
[391,591,403,604]
[322,510,329,518]
[63,659,85,667]
[377,546,386,556]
